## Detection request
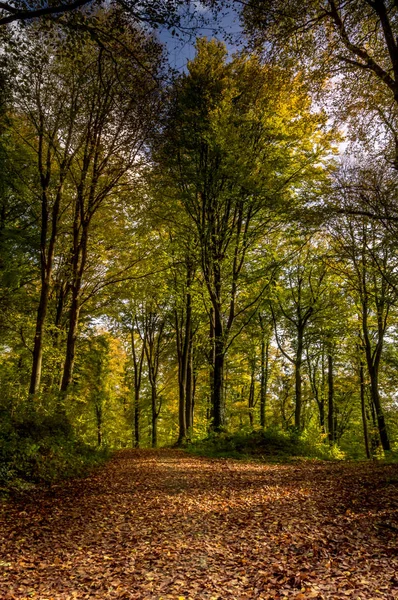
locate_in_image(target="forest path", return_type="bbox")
[1,449,398,600]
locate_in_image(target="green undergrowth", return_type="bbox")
[186,429,347,462]
[0,412,110,493]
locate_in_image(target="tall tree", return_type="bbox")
[157,38,335,430]
[271,238,329,431]
[329,170,398,451]
[240,0,398,164]
[10,14,164,400]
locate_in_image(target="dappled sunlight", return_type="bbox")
[1,450,398,599]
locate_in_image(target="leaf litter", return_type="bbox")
[1,449,398,599]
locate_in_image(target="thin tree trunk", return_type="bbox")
[133,387,140,448]
[60,221,89,395]
[213,305,225,431]
[208,307,215,426]
[186,335,194,434]
[369,364,390,451]
[294,328,303,431]
[60,293,80,393]
[360,362,371,459]
[328,352,334,445]
[131,321,145,448]
[176,283,192,445]
[30,279,50,396]
[248,360,255,429]
[361,293,390,451]
[151,385,157,448]
[95,405,102,446]
[30,190,61,396]
[319,351,326,434]
[260,337,269,429]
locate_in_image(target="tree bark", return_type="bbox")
[29,166,62,396]
[176,277,192,445]
[359,362,371,459]
[260,336,269,429]
[95,405,102,446]
[368,364,390,451]
[60,292,80,393]
[151,385,158,448]
[213,305,225,431]
[294,327,304,431]
[362,299,391,452]
[133,388,140,448]
[208,307,215,426]
[60,215,89,395]
[30,278,50,396]
[131,322,145,448]
[185,334,194,434]
[328,352,334,445]
[248,359,255,429]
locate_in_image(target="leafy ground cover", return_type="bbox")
[1,449,398,599]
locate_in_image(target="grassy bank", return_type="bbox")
[186,429,347,462]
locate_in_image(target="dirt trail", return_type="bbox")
[1,449,398,599]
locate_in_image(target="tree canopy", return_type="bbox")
[1,2,398,490]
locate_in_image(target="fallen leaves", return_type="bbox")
[1,450,398,599]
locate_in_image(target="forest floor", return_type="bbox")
[1,450,398,600]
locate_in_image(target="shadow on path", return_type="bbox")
[1,449,398,599]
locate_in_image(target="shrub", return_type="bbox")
[0,411,110,489]
[187,428,346,461]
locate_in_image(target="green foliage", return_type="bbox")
[186,428,347,462]
[0,412,110,489]
[1,9,398,467]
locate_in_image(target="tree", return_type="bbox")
[143,307,168,447]
[259,314,272,429]
[9,14,164,401]
[239,0,398,165]
[74,331,129,446]
[0,0,194,29]
[329,171,398,452]
[271,237,329,431]
[157,38,335,430]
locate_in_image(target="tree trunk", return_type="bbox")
[319,352,326,434]
[60,292,80,393]
[213,305,225,430]
[95,405,102,446]
[368,364,390,451]
[360,362,371,459]
[29,279,50,396]
[328,352,334,445]
[133,387,140,448]
[319,402,325,433]
[361,296,390,452]
[29,130,65,397]
[60,221,89,395]
[29,191,61,396]
[260,337,269,429]
[294,328,303,431]
[208,307,215,426]
[131,322,145,448]
[177,360,186,444]
[176,286,191,445]
[248,360,255,429]
[151,385,157,448]
[185,335,194,434]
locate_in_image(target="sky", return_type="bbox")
[157,2,243,72]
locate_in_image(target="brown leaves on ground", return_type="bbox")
[1,450,398,599]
